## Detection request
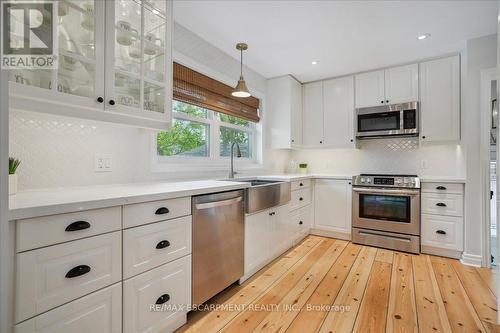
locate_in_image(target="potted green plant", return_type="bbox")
[9,157,21,195]
[298,163,308,174]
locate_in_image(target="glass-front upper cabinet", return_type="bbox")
[9,0,106,110]
[105,0,172,126]
[8,0,172,130]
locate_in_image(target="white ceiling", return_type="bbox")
[174,0,498,82]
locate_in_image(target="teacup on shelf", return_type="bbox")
[116,20,138,46]
[81,3,94,31]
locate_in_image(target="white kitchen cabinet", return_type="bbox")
[302,81,324,146]
[323,76,355,147]
[267,75,303,148]
[355,64,418,107]
[355,70,385,108]
[314,179,352,236]
[420,55,460,142]
[243,204,292,280]
[384,64,419,104]
[9,0,173,130]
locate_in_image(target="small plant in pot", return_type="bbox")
[298,163,308,174]
[9,157,21,195]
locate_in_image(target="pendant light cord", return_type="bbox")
[240,49,243,77]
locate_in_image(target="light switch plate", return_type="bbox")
[95,154,113,172]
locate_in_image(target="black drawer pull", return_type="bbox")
[299,197,303,201]
[299,183,303,187]
[436,186,447,190]
[436,202,447,207]
[156,240,170,249]
[65,265,91,278]
[156,293,170,305]
[155,207,170,215]
[299,221,303,225]
[436,230,447,235]
[65,221,91,232]
[269,212,275,216]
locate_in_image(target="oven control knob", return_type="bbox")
[403,178,409,184]
[366,178,371,183]
[360,178,366,183]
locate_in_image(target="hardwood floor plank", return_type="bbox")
[317,246,378,333]
[477,267,498,298]
[285,242,362,333]
[219,239,337,333]
[412,255,452,333]
[252,240,349,333]
[483,320,500,333]
[449,259,498,324]
[430,256,486,333]
[179,236,323,333]
[386,252,418,333]
[352,260,392,333]
[375,248,394,264]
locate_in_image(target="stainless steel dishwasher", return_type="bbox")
[192,190,245,305]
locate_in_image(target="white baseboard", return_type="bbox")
[310,228,351,241]
[421,245,462,259]
[460,252,483,267]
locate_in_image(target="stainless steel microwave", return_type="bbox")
[356,101,419,139]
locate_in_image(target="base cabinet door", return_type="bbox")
[15,283,122,333]
[244,210,270,277]
[123,255,191,333]
[314,179,352,235]
[271,204,292,257]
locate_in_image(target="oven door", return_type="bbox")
[352,187,420,235]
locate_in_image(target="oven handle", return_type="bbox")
[358,230,412,242]
[352,187,420,196]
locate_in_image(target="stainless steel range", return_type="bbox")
[351,174,421,254]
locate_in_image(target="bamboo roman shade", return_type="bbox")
[173,63,260,122]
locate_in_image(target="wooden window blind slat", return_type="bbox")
[173,62,260,122]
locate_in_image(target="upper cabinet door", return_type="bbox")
[105,0,173,128]
[323,76,355,148]
[290,78,303,146]
[355,70,385,108]
[384,64,418,104]
[420,56,460,143]
[302,81,324,146]
[9,0,106,110]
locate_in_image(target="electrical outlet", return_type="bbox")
[95,154,113,172]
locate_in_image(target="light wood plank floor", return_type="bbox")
[176,235,500,333]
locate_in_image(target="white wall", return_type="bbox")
[9,24,291,190]
[290,138,465,178]
[463,34,497,265]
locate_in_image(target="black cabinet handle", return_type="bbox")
[291,139,295,143]
[436,186,447,190]
[386,100,389,103]
[155,207,170,215]
[299,197,303,201]
[436,202,447,207]
[380,100,384,104]
[348,182,352,185]
[299,221,303,225]
[422,136,426,139]
[109,99,115,106]
[319,141,323,144]
[350,139,354,142]
[436,230,447,235]
[269,212,276,216]
[156,240,170,249]
[155,293,170,305]
[65,221,91,232]
[65,265,91,278]
[97,96,104,103]
[299,183,303,187]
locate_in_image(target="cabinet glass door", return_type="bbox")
[9,0,105,106]
[109,0,171,119]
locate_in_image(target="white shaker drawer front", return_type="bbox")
[123,216,192,279]
[421,214,463,251]
[421,193,463,217]
[123,255,191,333]
[291,179,311,191]
[123,197,191,228]
[290,188,311,211]
[16,231,122,322]
[421,182,464,195]
[15,283,122,333]
[16,207,121,252]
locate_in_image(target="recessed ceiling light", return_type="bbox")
[311,61,318,65]
[417,33,431,40]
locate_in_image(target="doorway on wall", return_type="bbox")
[482,68,498,268]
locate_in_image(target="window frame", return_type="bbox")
[152,101,259,168]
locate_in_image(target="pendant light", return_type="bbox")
[232,42,251,98]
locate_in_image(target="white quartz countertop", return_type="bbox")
[9,180,250,220]
[419,176,466,184]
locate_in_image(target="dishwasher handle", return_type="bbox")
[195,196,243,210]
